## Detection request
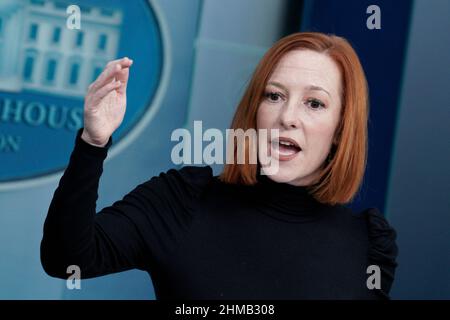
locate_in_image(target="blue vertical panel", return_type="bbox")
[385,0,450,300]
[300,0,414,213]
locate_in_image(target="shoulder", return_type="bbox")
[153,165,214,199]
[358,207,398,267]
[325,205,398,298]
[337,206,398,252]
[122,165,215,220]
[171,165,214,186]
[357,207,399,298]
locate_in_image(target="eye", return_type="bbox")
[305,98,326,109]
[264,91,283,103]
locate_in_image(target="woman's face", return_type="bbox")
[256,49,342,186]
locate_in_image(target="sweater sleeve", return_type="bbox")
[40,128,213,279]
[362,207,399,300]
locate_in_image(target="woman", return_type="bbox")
[41,32,398,300]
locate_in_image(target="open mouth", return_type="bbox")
[270,137,302,160]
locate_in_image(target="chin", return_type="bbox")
[264,166,307,185]
[267,158,323,186]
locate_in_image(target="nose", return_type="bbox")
[279,100,301,129]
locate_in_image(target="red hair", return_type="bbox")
[219,32,369,205]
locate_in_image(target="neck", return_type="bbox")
[250,172,329,223]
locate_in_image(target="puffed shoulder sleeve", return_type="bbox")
[362,207,399,299]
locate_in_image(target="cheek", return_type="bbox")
[256,104,276,129]
[304,119,338,157]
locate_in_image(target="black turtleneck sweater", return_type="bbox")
[40,128,398,300]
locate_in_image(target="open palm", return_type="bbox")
[82,58,133,146]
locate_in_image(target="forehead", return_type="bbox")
[269,49,341,93]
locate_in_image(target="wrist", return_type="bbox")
[81,130,108,148]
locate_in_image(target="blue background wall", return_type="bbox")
[0,0,449,299]
[300,0,414,214]
[385,0,450,299]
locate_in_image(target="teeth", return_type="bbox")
[279,140,295,147]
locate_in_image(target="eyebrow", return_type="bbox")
[267,81,331,98]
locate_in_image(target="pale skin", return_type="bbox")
[257,49,343,186]
[81,57,133,147]
[82,50,342,189]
